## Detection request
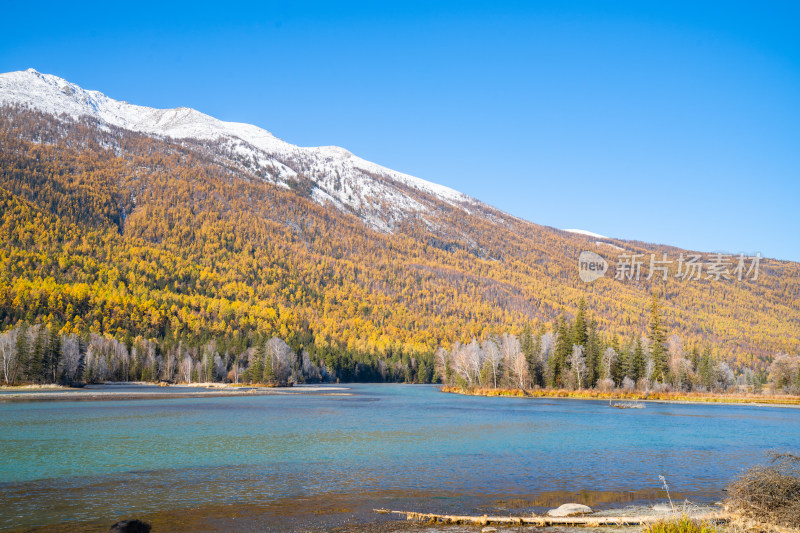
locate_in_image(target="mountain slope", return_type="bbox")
[0,69,798,373]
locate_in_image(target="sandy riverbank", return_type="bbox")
[0,383,74,390]
[0,383,351,402]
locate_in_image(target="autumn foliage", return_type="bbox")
[0,106,798,385]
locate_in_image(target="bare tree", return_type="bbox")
[601,347,617,380]
[509,346,529,390]
[0,330,18,385]
[213,354,226,381]
[179,355,193,383]
[465,339,483,386]
[60,335,81,384]
[144,343,159,381]
[667,335,693,390]
[540,332,554,362]
[643,356,655,391]
[84,341,110,382]
[228,354,244,384]
[482,337,503,388]
[716,361,736,392]
[597,378,615,391]
[194,360,203,383]
[201,350,214,383]
[450,340,483,387]
[434,347,449,382]
[162,351,177,382]
[84,343,104,382]
[499,333,526,389]
[569,345,587,389]
[114,341,129,381]
[265,337,293,382]
[769,354,800,391]
[449,342,471,386]
[670,356,694,391]
[622,376,636,391]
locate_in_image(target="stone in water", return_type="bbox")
[547,503,593,517]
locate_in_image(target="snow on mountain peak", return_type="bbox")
[0,68,474,232]
[563,229,610,240]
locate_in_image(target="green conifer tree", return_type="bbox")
[208,353,216,382]
[45,327,61,383]
[30,327,47,384]
[262,343,276,384]
[648,292,668,383]
[610,334,623,384]
[573,299,588,349]
[551,317,572,388]
[521,324,543,387]
[699,346,715,390]
[631,336,645,383]
[416,361,428,384]
[585,321,602,388]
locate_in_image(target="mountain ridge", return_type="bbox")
[0,68,478,234]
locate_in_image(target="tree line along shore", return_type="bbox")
[1,294,799,395]
[434,295,800,397]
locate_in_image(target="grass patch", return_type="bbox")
[440,386,800,406]
[644,516,719,533]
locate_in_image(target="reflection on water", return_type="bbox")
[1,384,799,532]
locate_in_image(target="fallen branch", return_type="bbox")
[373,509,730,527]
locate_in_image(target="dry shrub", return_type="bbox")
[726,452,800,529]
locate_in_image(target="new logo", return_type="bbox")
[579,251,608,283]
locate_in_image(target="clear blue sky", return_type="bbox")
[2,1,799,260]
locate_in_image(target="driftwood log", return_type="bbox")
[373,509,730,526]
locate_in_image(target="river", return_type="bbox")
[1,383,797,531]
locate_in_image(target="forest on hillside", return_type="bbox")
[1,105,799,388]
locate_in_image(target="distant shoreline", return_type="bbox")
[0,382,351,402]
[441,386,800,408]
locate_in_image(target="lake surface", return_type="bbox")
[1,384,798,532]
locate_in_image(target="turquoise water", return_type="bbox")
[1,384,798,531]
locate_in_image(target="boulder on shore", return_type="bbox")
[546,503,593,517]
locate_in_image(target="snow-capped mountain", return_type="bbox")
[0,69,476,232]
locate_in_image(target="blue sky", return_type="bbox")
[2,1,799,260]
